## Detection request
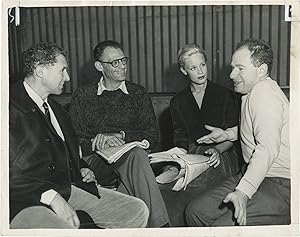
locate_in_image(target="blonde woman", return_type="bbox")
[169,43,242,189]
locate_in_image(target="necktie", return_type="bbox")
[42,102,52,125]
[42,102,64,140]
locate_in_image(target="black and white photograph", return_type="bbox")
[1,0,299,236]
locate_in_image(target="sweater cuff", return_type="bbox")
[225,127,238,142]
[236,178,257,199]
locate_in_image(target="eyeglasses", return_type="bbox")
[100,57,129,68]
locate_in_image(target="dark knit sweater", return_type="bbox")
[69,81,159,155]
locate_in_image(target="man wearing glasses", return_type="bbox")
[69,40,169,228]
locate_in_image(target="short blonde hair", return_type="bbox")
[177,43,207,68]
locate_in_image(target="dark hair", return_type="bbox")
[94,40,123,61]
[23,42,66,77]
[177,43,207,68]
[235,38,273,74]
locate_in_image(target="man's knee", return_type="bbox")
[10,206,75,229]
[121,147,149,165]
[129,147,148,159]
[137,199,150,227]
[127,198,149,228]
[184,200,205,227]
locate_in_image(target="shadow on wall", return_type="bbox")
[217,64,235,90]
[9,59,24,85]
[163,63,189,93]
[79,59,101,87]
[9,72,24,85]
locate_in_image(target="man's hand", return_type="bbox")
[91,133,125,151]
[197,125,229,144]
[204,147,220,168]
[223,190,249,226]
[80,168,96,183]
[50,193,80,228]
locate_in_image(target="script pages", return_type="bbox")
[96,139,150,164]
[149,147,210,191]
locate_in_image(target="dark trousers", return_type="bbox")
[185,173,290,226]
[83,147,170,228]
[156,143,243,226]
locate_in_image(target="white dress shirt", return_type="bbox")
[23,81,64,205]
[23,81,65,141]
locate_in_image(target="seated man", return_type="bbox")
[69,40,169,227]
[185,38,290,226]
[9,42,149,229]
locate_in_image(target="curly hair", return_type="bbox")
[235,38,273,74]
[177,43,207,68]
[94,40,123,62]
[23,42,67,76]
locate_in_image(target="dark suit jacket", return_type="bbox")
[170,80,240,151]
[9,81,99,221]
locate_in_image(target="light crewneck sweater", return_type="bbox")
[236,78,290,198]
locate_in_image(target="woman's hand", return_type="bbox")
[204,147,221,168]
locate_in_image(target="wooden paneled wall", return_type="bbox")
[8,5,290,95]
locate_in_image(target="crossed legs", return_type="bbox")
[113,148,170,227]
[10,185,149,229]
[84,147,170,227]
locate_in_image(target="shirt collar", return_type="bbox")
[23,80,48,111]
[97,77,129,96]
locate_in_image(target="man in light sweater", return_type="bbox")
[69,40,169,227]
[185,38,290,226]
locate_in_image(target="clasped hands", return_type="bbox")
[91,132,125,151]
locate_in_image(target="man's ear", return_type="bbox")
[94,61,103,72]
[258,63,268,77]
[35,65,46,79]
[180,67,188,75]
